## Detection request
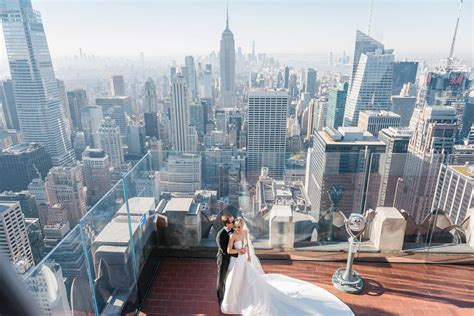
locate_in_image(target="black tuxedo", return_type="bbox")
[216,227,238,305]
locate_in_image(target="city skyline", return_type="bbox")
[0,0,471,60]
[0,1,473,314]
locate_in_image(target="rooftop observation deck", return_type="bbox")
[139,254,474,316]
[20,152,474,316]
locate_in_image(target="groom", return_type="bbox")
[216,213,246,305]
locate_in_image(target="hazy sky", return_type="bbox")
[4,0,474,60]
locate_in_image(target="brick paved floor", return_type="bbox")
[140,258,474,316]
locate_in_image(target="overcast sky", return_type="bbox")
[3,0,474,60]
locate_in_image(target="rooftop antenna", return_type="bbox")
[447,0,463,70]
[367,0,374,35]
[226,0,229,30]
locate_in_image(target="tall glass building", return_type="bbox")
[326,82,349,129]
[349,30,384,89]
[1,0,74,166]
[344,48,394,127]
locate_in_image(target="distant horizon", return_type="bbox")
[16,1,474,58]
[1,0,473,78]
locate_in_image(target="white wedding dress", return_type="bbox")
[221,238,354,316]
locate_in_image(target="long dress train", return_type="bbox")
[221,239,354,316]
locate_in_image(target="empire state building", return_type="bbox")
[219,5,236,108]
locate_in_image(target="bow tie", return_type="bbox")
[227,229,233,235]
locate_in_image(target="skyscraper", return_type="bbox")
[57,80,72,138]
[0,201,34,271]
[67,89,88,130]
[202,64,214,101]
[25,263,70,314]
[28,178,48,206]
[96,96,132,135]
[0,143,52,192]
[185,56,198,100]
[392,61,418,95]
[127,119,146,156]
[283,66,290,89]
[326,82,349,129]
[313,98,328,132]
[247,90,288,180]
[0,191,40,220]
[344,47,394,126]
[144,78,158,113]
[460,92,474,140]
[190,101,208,137]
[305,68,317,98]
[394,106,458,223]
[357,110,401,137]
[98,117,124,167]
[110,75,126,96]
[80,105,103,148]
[349,30,385,89]
[45,163,87,227]
[157,153,202,196]
[377,127,412,207]
[1,0,74,166]
[391,95,416,127]
[432,163,473,225]
[144,112,160,139]
[219,5,236,107]
[417,70,470,107]
[81,147,111,205]
[304,100,316,141]
[170,75,190,152]
[0,80,20,130]
[305,127,386,220]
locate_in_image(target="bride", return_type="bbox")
[221,217,354,316]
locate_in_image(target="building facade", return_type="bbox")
[0,143,52,192]
[45,163,87,227]
[326,82,349,129]
[1,0,74,166]
[0,201,34,271]
[67,89,88,130]
[219,7,236,107]
[392,61,418,95]
[344,47,394,127]
[170,75,191,152]
[377,127,412,207]
[96,96,132,135]
[358,110,401,137]
[247,90,289,180]
[306,127,386,220]
[432,163,473,225]
[98,117,124,167]
[157,153,202,196]
[394,106,458,223]
[80,105,104,148]
[82,147,112,205]
[391,96,416,127]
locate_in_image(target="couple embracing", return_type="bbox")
[216,213,354,315]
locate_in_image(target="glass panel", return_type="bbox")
[23,226,97,315]
[79,179,137,314]
[121,152,156,310]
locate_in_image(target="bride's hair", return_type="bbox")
[234,217,246,229]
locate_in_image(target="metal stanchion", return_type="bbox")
[332,213,366,294]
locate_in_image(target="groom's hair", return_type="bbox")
[221,213,233,226]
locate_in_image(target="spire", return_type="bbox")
[226,0,229,30]
[367,0,374,35]
[447,0,463,70]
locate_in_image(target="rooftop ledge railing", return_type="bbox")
[21,150,474,315]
